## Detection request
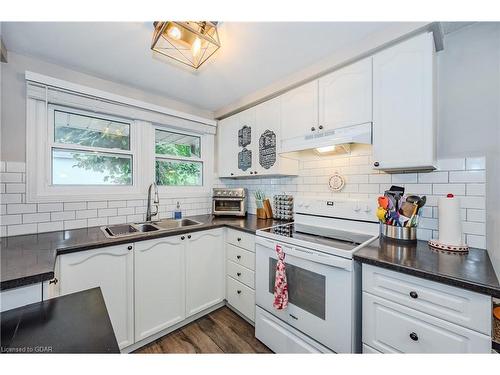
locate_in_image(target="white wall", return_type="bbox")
[436,22,500,276]
[1,51,214,162]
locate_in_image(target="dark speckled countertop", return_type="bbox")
[1,287,119,353]
[353,238,500,298]
[0,214,283,291]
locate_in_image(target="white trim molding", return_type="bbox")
[25,71,217,127]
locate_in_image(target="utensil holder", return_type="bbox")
[380,223,417,242]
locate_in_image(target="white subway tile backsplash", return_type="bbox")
[7,204,37,214]
[403,184,433,195]
[88,217,108,227]
[37,203,64,212]
[98,208,118,217]
[8,223,38,236]
[432,184,466,196]
[449,170,486,183]
[418,171,448,183]
[1,215,22,225]
[0,172,23,183]
[0,162,5,173]
[6,162,26,173]
[466,234,486,248]
[37,221,63,233]
[467,209,486,223]
[64,219,88,230]
[23,213,50,224]
[117,207,135,216]
[51,211,76,221]
[108,216,127,225]
[75,209,98,219]
[108,200,127,208]
[466,183,485,196]
[1,194,23,204]
[5,183,25,193]
[437,158,465,171]
[465,157,486,170]
[87,201,108,209]
[391,173,418,184]
[368,174,391,184]
[64,202,87,211]
[462,221,486,236]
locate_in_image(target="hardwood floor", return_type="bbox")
[134,307,272,354]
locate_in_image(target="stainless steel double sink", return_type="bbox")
[101,218,203,239]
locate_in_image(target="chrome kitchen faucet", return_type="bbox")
[146,182,160,222]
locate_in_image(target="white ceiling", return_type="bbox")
[3,22,402,113]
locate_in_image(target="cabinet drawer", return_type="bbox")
[226,229,255,252]
[226,276,255,321]
[226,260,255,289]
[363,293,491,353]
[362,264,491,335]
[226,243,255,270]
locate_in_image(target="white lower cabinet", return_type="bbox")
[186,229,225,317]
[362,265,492,353]
[55,229,226,350]
[58,244,134,349]
[0,283,42,312]
[134,236,186,341]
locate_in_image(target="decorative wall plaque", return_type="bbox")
[238,147,252,171]
[259,130,276,169]
[238,126,252,147]
[328,173,345,192]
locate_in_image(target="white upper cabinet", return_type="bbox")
[318,57,373,130]
[217,116,239,178]
[217,100,298,178]
[280,80,319,147]
[185,229,225,317]
[134,236,186,341]
[58,244,135,349]
[372,32,436,171]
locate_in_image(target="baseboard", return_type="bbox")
[121,301,226,353]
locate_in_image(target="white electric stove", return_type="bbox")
[255,197,379,354]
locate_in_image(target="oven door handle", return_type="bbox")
[282,246,352,271]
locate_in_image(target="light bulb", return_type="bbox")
[167,26,181,40]
[192,37,201,57]
[316,145,336,154]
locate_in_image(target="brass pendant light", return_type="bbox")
[151,21,221,69]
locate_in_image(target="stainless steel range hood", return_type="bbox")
[281,122,372,153]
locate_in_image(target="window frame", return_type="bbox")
[153,124,212,196]
[26,101,146,202]
[49,105,135,187]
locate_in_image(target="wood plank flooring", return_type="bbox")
[134,307,272,354]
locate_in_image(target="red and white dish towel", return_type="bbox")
[273,244,289,310]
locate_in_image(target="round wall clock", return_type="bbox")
[328,173,345,192]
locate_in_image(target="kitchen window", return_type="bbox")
[51,109,134,186]
[154,129,203,186]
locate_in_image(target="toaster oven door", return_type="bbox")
[213,198,245,215]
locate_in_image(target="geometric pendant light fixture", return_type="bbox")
[151,21,221,69]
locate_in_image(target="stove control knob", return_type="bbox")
[354,205,361,212]
[364,205,372,213]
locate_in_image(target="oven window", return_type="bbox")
[269,258,326,320]
[214,200,242,212]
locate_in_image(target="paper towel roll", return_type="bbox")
[438,194,463,246]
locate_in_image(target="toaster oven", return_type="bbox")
[212,188,247,216]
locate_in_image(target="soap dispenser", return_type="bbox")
[174,201,182,219]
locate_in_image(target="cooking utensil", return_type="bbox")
[376,207,387,221]
[378,196,389,209]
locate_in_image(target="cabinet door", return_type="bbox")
[134,236,186,341]
[254,97,281,175]
[217,116,239,177]
[372,32,436,171]
[185,229,225,316]
[235,108,256,176]
[319,57,372,130]
[281,80,319,145]
[59,244,134,349]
